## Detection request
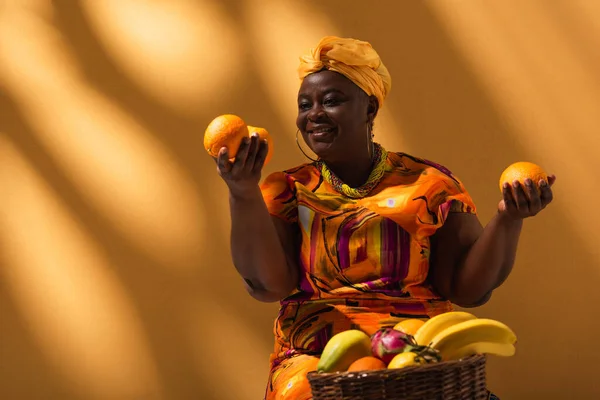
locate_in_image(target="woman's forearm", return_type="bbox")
[229,186,298,301]
[453,213,523,305]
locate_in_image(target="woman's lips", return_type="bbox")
[308,127,336,141]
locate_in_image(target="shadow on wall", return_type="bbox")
[1,1,599,399]
[1,1,284,398]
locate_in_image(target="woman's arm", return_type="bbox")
[429,212,522,307]
[216,134,300,302]
[429,176,555,307]
[229,188,300,302]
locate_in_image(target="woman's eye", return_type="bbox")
[298,102,311,110]
[324,98,340,106]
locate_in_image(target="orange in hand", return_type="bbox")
[247,125,274,165]
[499,161,548,193]
[347,356,386,372]
[203,114,249,158]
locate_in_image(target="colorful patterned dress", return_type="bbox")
[259,151,477,399]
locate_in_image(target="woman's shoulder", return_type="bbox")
[262,162,319,185]
[267,162,319,181]
[386,151,461,182]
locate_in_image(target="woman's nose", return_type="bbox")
[307,105,326,122]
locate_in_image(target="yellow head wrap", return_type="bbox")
[298,36,392,107]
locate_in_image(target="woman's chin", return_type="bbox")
[311,145,336,161]
[309,140,338,160]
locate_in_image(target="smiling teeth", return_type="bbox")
[312,128,333,134]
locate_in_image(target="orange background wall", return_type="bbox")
[1,1,599,399]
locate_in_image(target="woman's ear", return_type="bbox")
[367,95,379,122]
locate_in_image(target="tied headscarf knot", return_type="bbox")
[298,36,392,107]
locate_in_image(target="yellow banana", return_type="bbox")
[413,311,477,346]
[444,341,516,361]
[429,319,517,360]
[317,330,372,373]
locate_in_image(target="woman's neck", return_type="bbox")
[323,151,374,188]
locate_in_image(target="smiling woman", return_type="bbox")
[212,36,556,399]
[297,71,376,179]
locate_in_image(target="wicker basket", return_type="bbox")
[307,354,488,400]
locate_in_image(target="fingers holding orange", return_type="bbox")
[231,135,253,173]
[499,182,515,215]
[513,179,530,213]
[254,137,269,172]
[498,162,555,218]
[204,114,274,168]
[523,178,541,212]
[215,146,233,175]
[540,177,554,206]
[243,134,260,169]
[498,161,549,194]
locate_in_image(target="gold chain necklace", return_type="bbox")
[318,143,388,199]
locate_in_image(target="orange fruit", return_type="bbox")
[203,114,249,158]
[393,319,425,336]
[276,375,313,400]
[247,125,273,165]
[275,356,319,400]
[499,161,548,193]
[347,356,386,372]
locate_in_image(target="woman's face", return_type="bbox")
[296,70,378,163]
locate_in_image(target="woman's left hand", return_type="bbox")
[498,175,556,219]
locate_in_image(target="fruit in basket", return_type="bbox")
[204,114,249,158]
[499,161,548,193]
[317,330,372,373]
[413,311,477,346]
[371,328,418,365]
[444,341,516,361]
[393,319,425,336]
[429,318,517,361]
[387,347,441,369]
[247,125,274,165]
[387,351,420,369]
[347,356,386,372]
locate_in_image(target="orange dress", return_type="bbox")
[259,151,477,399]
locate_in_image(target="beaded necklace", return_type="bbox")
[318,143,388,199]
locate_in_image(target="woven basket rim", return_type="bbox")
[307,354,486,381]
[307,354,488,400]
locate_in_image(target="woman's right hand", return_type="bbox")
[215,133,269,197]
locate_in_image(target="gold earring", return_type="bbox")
[296,129,318,162]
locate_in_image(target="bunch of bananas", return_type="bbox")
[316,311,517,373]
[415,311,517,361]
